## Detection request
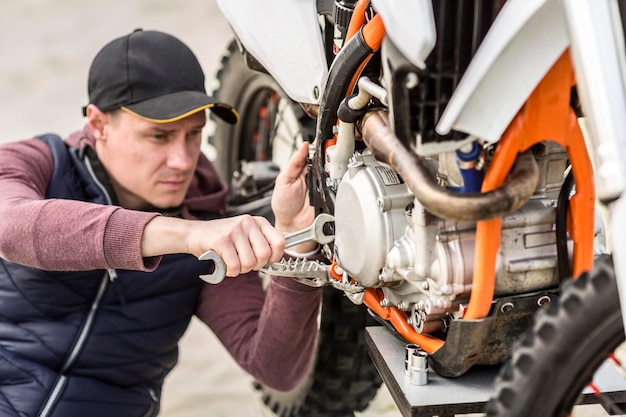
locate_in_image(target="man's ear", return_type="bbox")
[86,104,109,141]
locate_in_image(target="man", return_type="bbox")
[0,29,321,417]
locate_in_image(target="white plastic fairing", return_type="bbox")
[217,0,328,104]
[436,0,570,143]
[371,0,436,69]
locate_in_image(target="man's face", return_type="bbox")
[94,110,206,210]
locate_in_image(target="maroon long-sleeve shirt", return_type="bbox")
[0,127,322,390]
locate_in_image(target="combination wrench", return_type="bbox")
[198,213,335,284]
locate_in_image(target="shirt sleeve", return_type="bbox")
[195,272,322,391]
[0,139,161,271]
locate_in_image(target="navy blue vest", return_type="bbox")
[0,135,207,417]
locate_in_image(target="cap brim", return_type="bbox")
[121,90,239,124]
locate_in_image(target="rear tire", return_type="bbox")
[209,39,382,417]
[209,40,313,190]
[257,287,383,417]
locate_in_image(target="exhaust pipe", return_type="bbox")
[358,110,539,222]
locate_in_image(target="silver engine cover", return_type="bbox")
[333,153,413,287]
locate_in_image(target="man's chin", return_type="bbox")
[150,197,185,212]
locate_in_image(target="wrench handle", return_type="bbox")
[198,250,227,284]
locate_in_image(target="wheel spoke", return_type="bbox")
[584,379,625,415]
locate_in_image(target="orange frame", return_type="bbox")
[463,51,595,319]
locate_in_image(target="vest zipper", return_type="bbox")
[60,271,110,373]
[84,155,114,204]
[140,388,159,417]
[38,270,112,417]
[37,376,67,417]
[57,155,115,373]
[38,149,119,417]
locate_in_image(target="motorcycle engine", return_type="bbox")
[333,141,580,334]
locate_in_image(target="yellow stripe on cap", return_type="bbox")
[120,103,239,124]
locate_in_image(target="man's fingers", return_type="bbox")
[241,221,273,272]
[218,245,241,277]
[281,142,309,181]
[212,216,285,276]
[256,217,286,264]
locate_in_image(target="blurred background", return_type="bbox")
[0,1,400,416]
[0,0,232,142]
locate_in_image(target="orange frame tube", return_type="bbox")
[332,262,445,353]
[345,0,369,42]
[324,10,386,153]
[363,289,445,352]
[346,14,384,96]
[464,51,596,319]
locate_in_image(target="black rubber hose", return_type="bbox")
[311,29,373,214]
[359,110,540,222]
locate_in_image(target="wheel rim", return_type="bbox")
[238,85,304,170]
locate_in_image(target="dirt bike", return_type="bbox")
[208,0,626,416]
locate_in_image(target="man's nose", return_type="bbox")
[167,139,194,170]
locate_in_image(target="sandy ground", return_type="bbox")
[0,1,401,416]
[0,1,618,416]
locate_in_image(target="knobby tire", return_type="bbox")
[486,255,625,417]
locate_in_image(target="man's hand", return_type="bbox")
[271,142,316,253]
[141,215,285,277]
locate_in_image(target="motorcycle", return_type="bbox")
[208,0,626,416]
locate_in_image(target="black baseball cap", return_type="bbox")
[83,29,238,124]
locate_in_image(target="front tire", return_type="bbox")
[486,255,626,417]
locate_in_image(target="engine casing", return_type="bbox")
[332,142,590,333]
